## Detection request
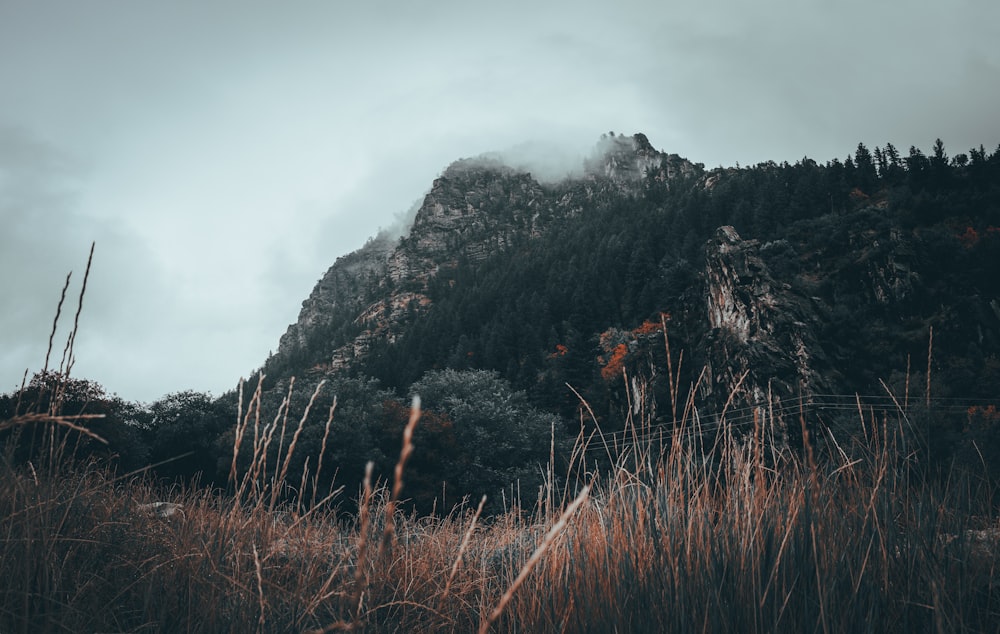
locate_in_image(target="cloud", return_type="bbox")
[0,127,164,394]
[0,128,90,351]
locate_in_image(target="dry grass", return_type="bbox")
[3,379,999,633]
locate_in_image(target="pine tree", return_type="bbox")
[930,138,951,188]
[906,145,929,188]
[970,144,987,166]
[854,142,878,191]
[932,138,948,166]
[874,146,887,178]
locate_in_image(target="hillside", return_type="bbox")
[257,134,1000,466]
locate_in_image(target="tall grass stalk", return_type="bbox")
[3,349,999,632]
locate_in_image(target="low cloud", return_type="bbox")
[0,126,168,398]
[483,139,590,183]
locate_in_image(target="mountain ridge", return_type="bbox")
[268,133,703,382]
[258,132,1000,471]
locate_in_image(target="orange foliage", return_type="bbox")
[967,405,1000,421]
[548,344,569,359]
[596,314,670,381]
[959,226,980,248]
[632,320,663,336]
[600,343,628,381]
[958,225,1000,248]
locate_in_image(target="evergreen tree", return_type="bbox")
[874,146,887,178]
[932,138,949,166]
[906,145,929,187]
[854,142,878,191]
[930,138,951,188]
[882,142,903,183]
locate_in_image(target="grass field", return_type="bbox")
[3,378,999,633]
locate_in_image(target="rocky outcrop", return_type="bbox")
[855,227,920,307]
[277,233,395,354]
[699,226,835,447]
[269,133,700,379]
[249,134,1000,480]
[388,160,550,284]
[585,132,701,188]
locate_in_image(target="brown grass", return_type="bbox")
[3,379,999,633]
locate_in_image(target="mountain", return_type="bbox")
[268,133,696,380]
[257,133,1000,473]
[6,132,998,514]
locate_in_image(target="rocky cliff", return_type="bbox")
[267,133,700,380]
[260,133,1000,459]
[697,226,835,447]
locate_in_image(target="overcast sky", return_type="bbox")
[2,0,998,403]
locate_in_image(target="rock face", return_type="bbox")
[387,160,550,284]
[273,161,555,375]
[585,133,699,186]
[277,234,394,356]
[261,131,1000,463]
[852,226,920,308]
[699,226,835,447]
[268,134,698,379]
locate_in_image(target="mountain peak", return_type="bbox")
[260,134,1000,502]
[439,156,514,179]
[585,131,701,183]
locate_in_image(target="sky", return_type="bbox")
[2,0,999,403]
